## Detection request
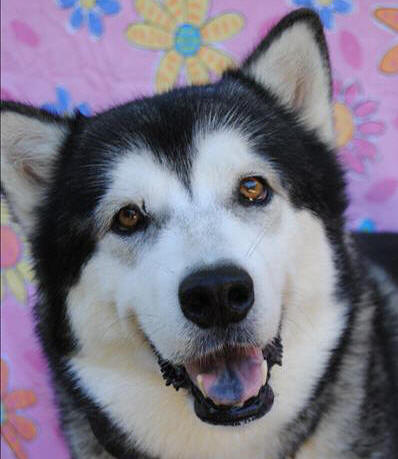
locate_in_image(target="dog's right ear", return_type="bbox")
[240,9,334,145]
[1,102,71,236]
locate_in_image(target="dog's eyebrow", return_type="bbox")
[192,128,288,201]
[92,148,190,236]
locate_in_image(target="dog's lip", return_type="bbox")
[184,345,274,426]
[156,338,283,426]
[191,377,275,426]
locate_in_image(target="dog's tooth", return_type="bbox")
[196,374,207,397]
[261,360,268,386]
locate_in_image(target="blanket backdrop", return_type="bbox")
[1,1,397,458]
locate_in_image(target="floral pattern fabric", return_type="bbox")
[292,0,353,29]
[1,1,397,458]
[57,0,121,39]
[1,360,37,459]
[126,0,244,91]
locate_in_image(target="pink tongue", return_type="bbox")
[185,347,264,406]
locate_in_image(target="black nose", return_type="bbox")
[179,265,254,329]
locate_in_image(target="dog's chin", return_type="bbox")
[156,338,283,426]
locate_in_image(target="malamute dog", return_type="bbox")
[1,9,397,459]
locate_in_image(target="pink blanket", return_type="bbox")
[1,1,397,458]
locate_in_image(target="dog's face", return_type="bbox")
[1,9,348,456]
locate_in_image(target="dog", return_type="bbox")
[1,8,397,459]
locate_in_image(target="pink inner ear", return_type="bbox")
[21,161,46,185]
[292,78,308,111]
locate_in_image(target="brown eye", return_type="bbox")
[114,205,144,233]
[239,177,270,204]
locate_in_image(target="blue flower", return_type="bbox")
[57,0,121,39]
[41,86,92,116]
[358,218,376,233]
[292,0,352,29]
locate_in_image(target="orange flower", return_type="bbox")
[1,359,37,459]
[374,7,398,75]
[1,200,34,304]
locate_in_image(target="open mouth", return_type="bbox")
[157,338,282,426]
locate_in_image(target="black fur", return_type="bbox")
[354,232,398,284]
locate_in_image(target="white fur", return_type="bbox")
[66,129,346,459]
[244,22,334,145]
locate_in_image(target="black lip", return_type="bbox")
[156,337,283,426]
[192,380,274,426]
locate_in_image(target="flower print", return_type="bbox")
[374,7,398,75]
[41,86,92,116]
[333,80,385,174]
[292,0,352,30]
[126,0,245,92]
[1,359,37,459]
[365,179,398,203]
[1,201,34,304]
[358,218,376,232]
[57,0,121,39]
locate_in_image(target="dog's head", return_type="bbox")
[1,8,347,440]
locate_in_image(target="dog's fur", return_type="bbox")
[1,9,397,459]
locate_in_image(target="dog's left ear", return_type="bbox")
[1,102,72,236]
[242,9,334,144]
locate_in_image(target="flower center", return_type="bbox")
[317,0,334,6]
[81,0,96,9]
[1,226,22,269]
[174,24,201,57]
[1,402,6,426]
[334,102,354,148]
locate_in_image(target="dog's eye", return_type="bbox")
[113,205,144,233]
[239,177,271,204]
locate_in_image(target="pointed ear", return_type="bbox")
[1,102,71,235]
[242,9,334,144]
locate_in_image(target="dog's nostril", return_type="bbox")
[228,285,251,308]
[188,290,211,312]
[179,286,214,328]
[179,265,254,329]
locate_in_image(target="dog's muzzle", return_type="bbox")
[157,338,283,426]
[155,264,282,425]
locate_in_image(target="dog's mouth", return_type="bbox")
[157,338,282,426]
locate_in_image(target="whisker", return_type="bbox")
[246,226,267,258]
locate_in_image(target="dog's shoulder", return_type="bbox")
[354,232,398,447]
[354,231,398,363]
[353,232,398,285]
[353,231,398,357]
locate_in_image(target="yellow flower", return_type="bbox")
[1,200,34,305]
[126,0,245,92]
